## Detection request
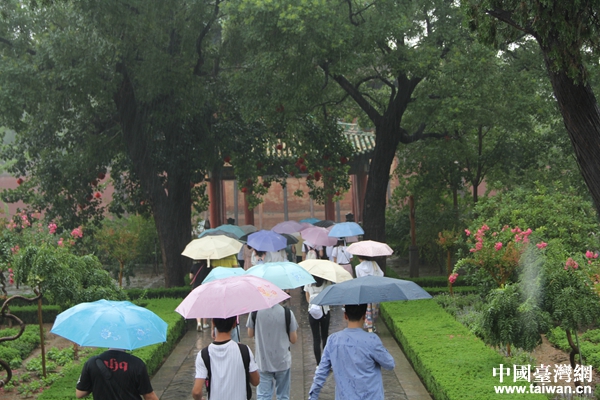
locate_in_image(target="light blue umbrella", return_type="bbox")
[300,217,320,224]
[328,222,364,238]
[245,262,316,289]
[202,266,246,284]
[215,224,245,238]
[247,230,288,251]
[198,228,240,240]
[50,300,168,350]
[310,276,432,305]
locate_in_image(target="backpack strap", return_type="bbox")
[200,347,211,398]
[94,357,125,400]
[284,306,291,340]
[237,343,252,400]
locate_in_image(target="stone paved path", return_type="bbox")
[152,287,431,400]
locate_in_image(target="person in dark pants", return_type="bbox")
[303,276,331,364]
[190,260,210,331]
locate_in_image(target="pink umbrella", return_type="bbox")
[272,220,304,234]
[175,275,290,318]
[301,227,338,247]
[346,240,393,257]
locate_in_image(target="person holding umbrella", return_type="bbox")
[308,304,395,400]
[331,239,354,278]
[190,260,211,332]
[355,255,384,332]
[304,275,331,365]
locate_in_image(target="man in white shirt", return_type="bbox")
[193,317,260,400]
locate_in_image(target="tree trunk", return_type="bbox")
[115,67,191,287]
[362,119,402,243]
[542,54,600,215]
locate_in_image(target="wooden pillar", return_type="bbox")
[243,192,255,226]
[208,174,224,228]
[324,182,335,221]
[353,170,368,223]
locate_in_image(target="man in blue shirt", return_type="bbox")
[308,304,395,400]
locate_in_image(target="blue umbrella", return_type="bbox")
[247,230,287,251]
[245,262,315,289]
[300,217,320,224]
[50,300,168,350]
[310,276,432,306]
[215,224,245,238]
[328,222,364,238]
[202,266,246,284]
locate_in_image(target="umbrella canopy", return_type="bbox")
[281,233,299,245]
[301,227,338,247]
[347,240,393,257]
[300,217,320,224]
[272,220,304,234]
[311,275,432,305]
[215,224,245,238]
[239,224,258,235]
[198,228,240,240]
[202,266,246,284]
[245,261,315,289]
[298,260,353,283]
[314,220,336,228]
[182,235,243,262]
[175,275,290,318]
[50,300,168,350]
[247,230,288,252]
[328,222,364,238]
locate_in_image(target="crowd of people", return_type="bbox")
[75,217,396,400]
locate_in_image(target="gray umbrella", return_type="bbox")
[314,219,335,228]
[310,275,432,305]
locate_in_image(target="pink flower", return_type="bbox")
[536,242,548,249]
[492,232,497,237]
[58,238,64,247]
[448,273,459,284]
[523,228,532,236]
[475,241,483,251]
[10,245,19,254]
[585,250,598,259]
[482,224,490,231]
[565,257,579,270]
[469,248,476,253]
[70,226,83,238]
[48,223,57,234]
[465,229,471,236]
[494,242,503,251]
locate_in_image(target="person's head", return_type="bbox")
[344,304,368,321]
[358,255,374,262]
[255,250,266,257]
[212,316,236,333]
[312,275,325,287]
[336,239,344,247]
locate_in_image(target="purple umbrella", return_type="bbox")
[247,230,288,252]
[272,220,304,234]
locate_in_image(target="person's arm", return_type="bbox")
[247,327,254,338]
[192,378,205,400]
[305,288,311,303]
[76,389,90,398]
[308,342,332,400]
[289,329,297,344]
[373,340,396,370]
[249,369,260,386]
[142,391,160,400]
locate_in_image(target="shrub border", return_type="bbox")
[381,299,545,399]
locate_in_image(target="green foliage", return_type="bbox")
[547,327,600,372]
[11,245,126,308]
[381,300,545,399]
[468,183,600,251]
[0,325,40,370]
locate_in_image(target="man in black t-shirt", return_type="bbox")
[76,349,159,400]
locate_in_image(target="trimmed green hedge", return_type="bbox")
[381,300,545,399]
[2,305,62,325]
[384,269,469,287]
[424,286,478,295]
[125,286,191,300]
[37,298,187,399]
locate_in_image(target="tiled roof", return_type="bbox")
[339,122,376,156]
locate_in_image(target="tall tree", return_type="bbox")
[224,0,464,242]
[465,0,600,216]
[0,0,232,286]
